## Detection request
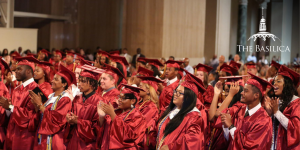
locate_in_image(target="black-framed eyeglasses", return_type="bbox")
[173,90,184,96]
[118,96,130,101]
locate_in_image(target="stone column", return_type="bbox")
[281,0,293,65]
[236,0,247,62]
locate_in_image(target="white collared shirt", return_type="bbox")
[7,78,35,115]
[223,103,261,140]
[166,77,178,86]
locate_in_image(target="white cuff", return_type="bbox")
[274,111,288,130]
[222,125,230,141]
[229,127,236,140]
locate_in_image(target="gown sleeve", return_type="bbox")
[38,97,72,135]
[76,111,99,143]
[285,102,300,147]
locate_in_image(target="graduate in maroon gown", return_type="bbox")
[64,65,104,150]
[94,50,110,69]
[97,64,124,108]
[50,50,63,81]
[5,56,21,96]
[29,64,74,150]
[208,76,245,150]
[0,58,11,148]
[156,71,206,150]
[65,51,77,72]
[136,76,163,149]
[37,49,51,62]
[159,60,183,114]
[136,57,147,70]
[194,63,214,110]
[97,84,146,150]
[146,58,164,77]
[0,57,39,150]
[219,72,273,150]
[110,55,129,78]
[35,61,54,98]
[264,65,300,150]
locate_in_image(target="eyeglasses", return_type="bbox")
[118,96,130,101]
[173,90,184,96]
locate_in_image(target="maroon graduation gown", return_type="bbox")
[158,80,179,114]
[135,100,159,149]
[64,93,104,150]
[0,81,10,148]
[39,82,53,98]
[97,108,146,150]
[33,94,72,150]
[222,105,273,150]
[4,81,38,150]
[275,98,300,150]
[202,85,214,110]
[156,110,204,150]
[98,88,120,109]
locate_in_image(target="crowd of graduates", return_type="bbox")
[0,48,298,150]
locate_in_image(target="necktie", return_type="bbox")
[244,110,249,118]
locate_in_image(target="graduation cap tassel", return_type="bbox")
[160,64,167,78]
[73,62,76,72]
[194,68,197,75]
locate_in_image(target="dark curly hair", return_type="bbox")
[79,76,98,90]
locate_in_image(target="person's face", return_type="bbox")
[173,85,184,109]
[139,82,149,97]
[18,47,22,53]
[3,49,8,55]
[224,85,230,97]
[80,49,84,55]
[165,67,177,80]
[196,71,204,82]
[78,76,91,93]
[240,84,256,104]
[117,93,136,110]
[184,60,189,67]
[110,61,117,68]
[169,57,174,61]
[54,54,61,62]
[234,55,240,61]
[75,59,80,64]
[122,49,128,54]
[248,68,257,75]
[100,56,106,65]
[160,59,165,65]
[219,56,225,63]
[136,62,145,69]
[66,55,73,64]
[4,55,10,64]
[10,60,17,71]
[74,68,81,83]
[218,71,227,83]
[273,75,284,96]
[38,53,45,60]
[137,49,141,54]
[130,66,136,74]
[100,73,115,90]
[34,66,44,80]
[146,64,152,70]
[51,74,66,91]
[208,73,214,82]
[15,65,27,81]
[268,66,277,77]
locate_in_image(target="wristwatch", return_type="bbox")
[8,104,13,111]
[229,124,235,130]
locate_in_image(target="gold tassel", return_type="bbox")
[160,64,167,78]
[37,51,40,60]
[73,62,76,72]
[194,68,197,75]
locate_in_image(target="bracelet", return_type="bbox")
[229,124,235,130]
[38,104,43,110]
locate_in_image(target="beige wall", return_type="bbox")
[0,28,38,52]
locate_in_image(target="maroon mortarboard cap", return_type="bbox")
[267,78,274,89]
[278,65,300,87]
[137,76,164,91]
[165,60,183,69]
[103,64,125,84]
[26,53,37,58]
[75,53,84,60]
[137,66,154,76]
[109,50,120,56]
[146,58,163,70]
[270,60,281,70]
[36,61,53,82]
[56,64,76,85]
[219,76,244,87]
[245,61,256,69]
[0,57,11,73]
[220,63,238,75]
[194,63,213,73]
[246,72,273,95]
[66,51,75,57]
[120,84,145,102]
[97,50,110,58]
[80,65,103,81]
[77,58,91,68]
[10,51,21,58]
[137,57,147,63]
[229,61,241,70]
[180,69,206,94]
[15,56,39,71]
[109,55,129,66]
[39,49,51,57]
[54,50,63,58]
[293,65,300,69]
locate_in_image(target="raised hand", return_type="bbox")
[264,96,273,116]
[228,82,240,96]
[214,81,223,95]
[97,101,106,117]
[221,110,232,128]
[270,97,280,114]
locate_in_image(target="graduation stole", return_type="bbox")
[156,113,170,150]
[123,107,135,121]
[37,91,65,150]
